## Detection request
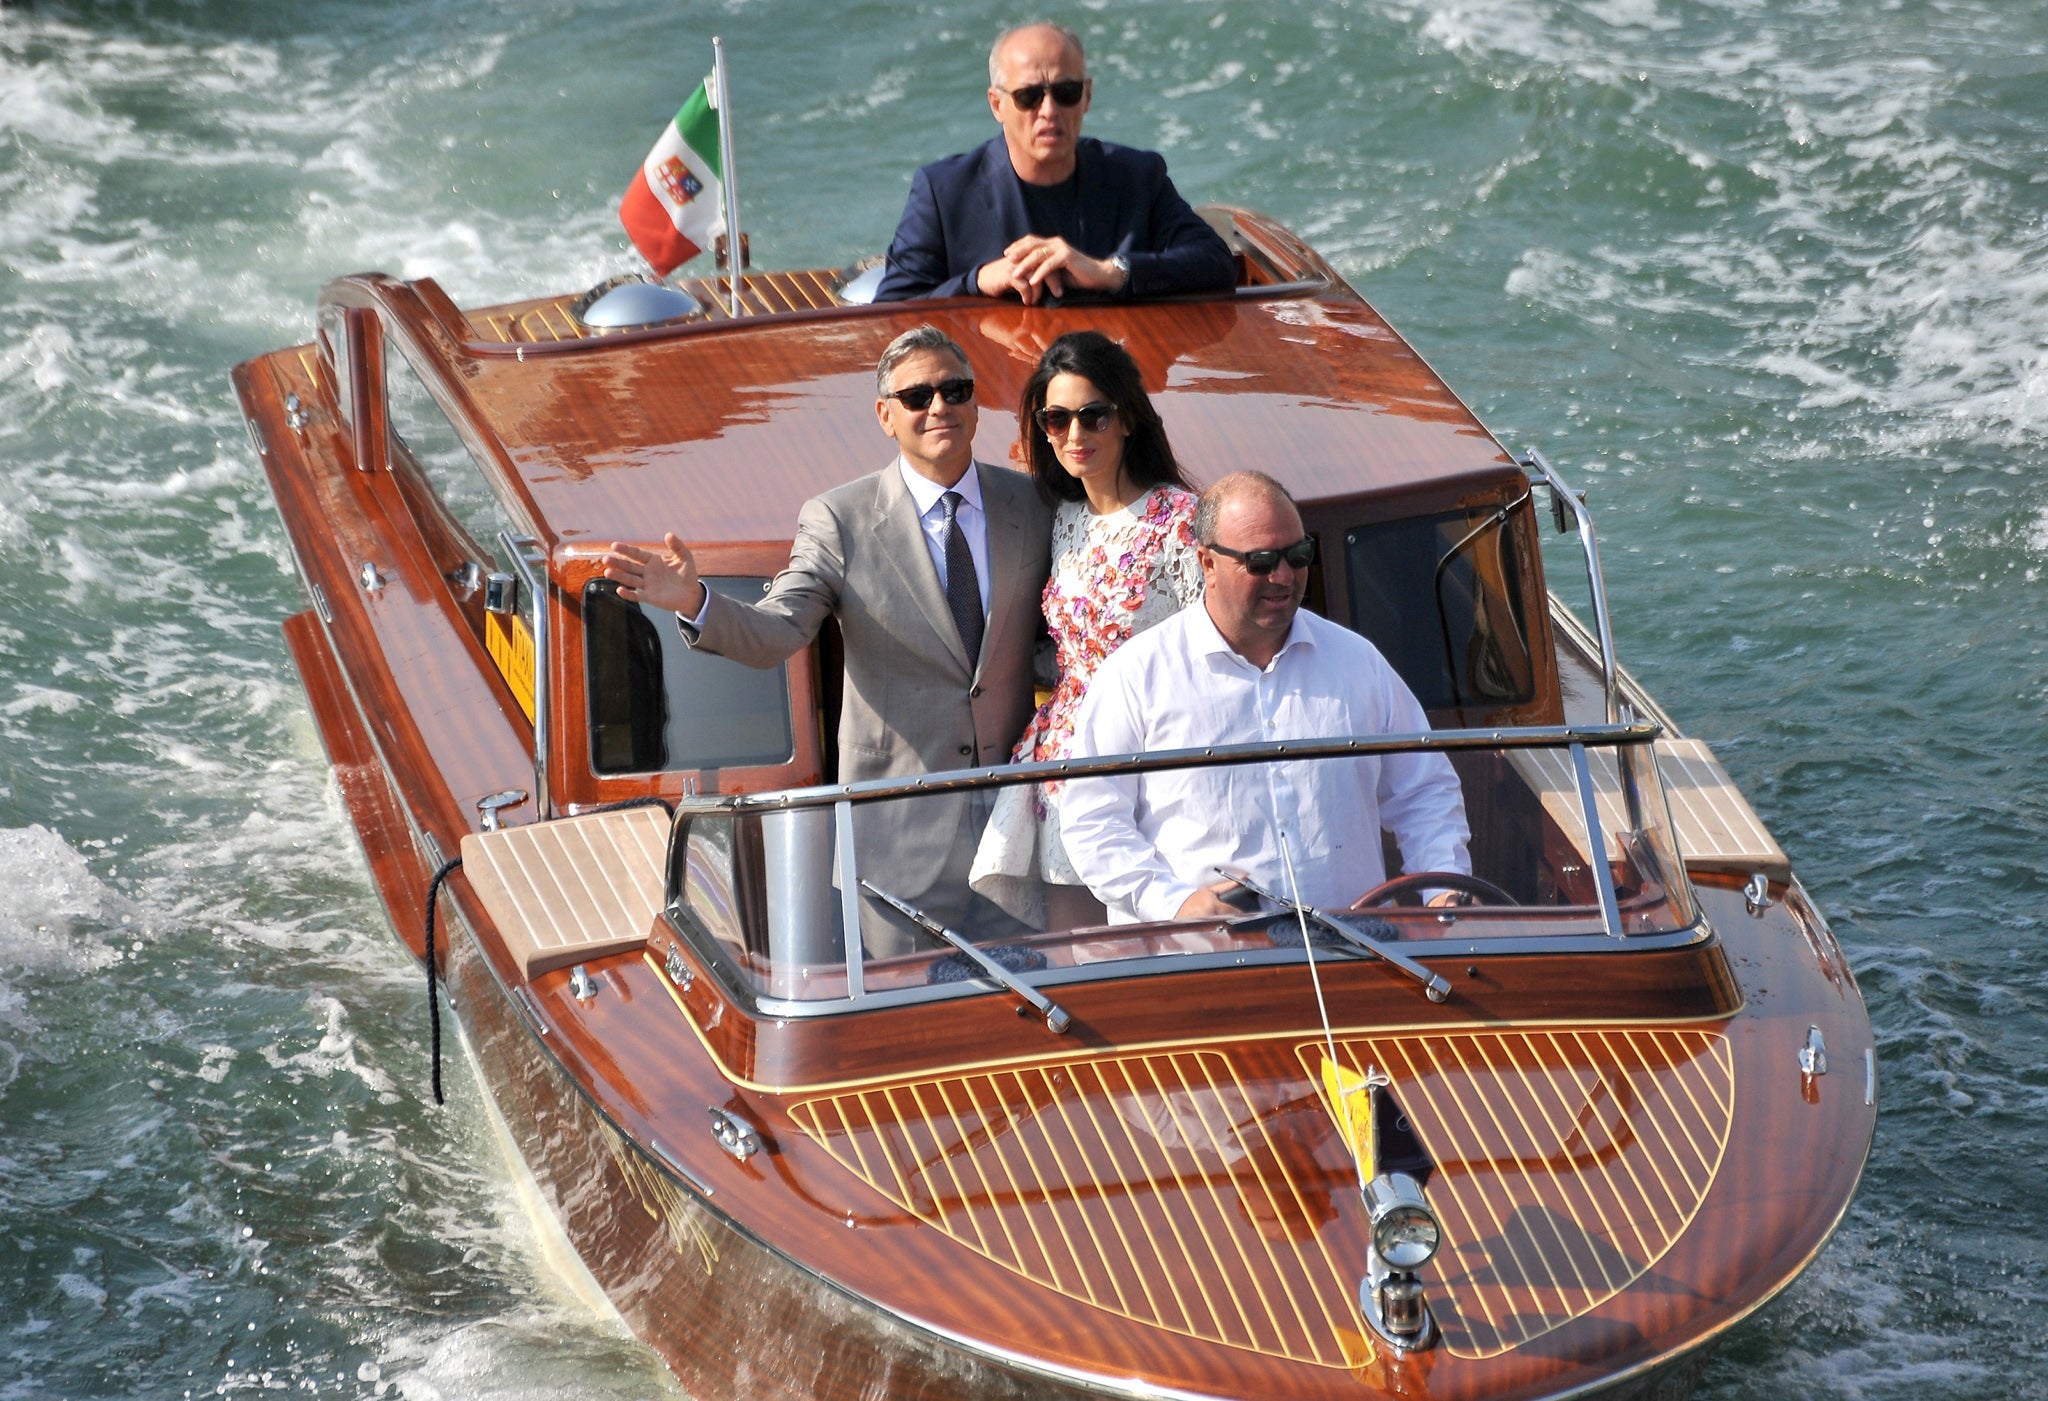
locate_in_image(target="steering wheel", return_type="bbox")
[1350,870,1520,910]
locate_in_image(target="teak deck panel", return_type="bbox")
[1511,738,1793,881]
[461,807,668,977]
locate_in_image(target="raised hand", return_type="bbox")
[601,532,707,618]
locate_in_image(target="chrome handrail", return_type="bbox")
[498,530,551,821]
[672,720,1662,816]
[663,720,1688,1014]
[1521,448,1619,724]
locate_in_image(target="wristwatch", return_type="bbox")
[1109,253,1131,294]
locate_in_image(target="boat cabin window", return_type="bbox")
[583,578,795,774]
[383,334,506,568]
[1345,505,1536,714]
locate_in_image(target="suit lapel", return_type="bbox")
[872,461,973,674]
[982,137,1029,246]
[1073,139,1128,254]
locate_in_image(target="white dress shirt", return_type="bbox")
[1060,603,1471,923]
[897,457,991,613]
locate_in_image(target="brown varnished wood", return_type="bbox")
[281,610,431,959]
[340,270,1522,560]
[236,208,1875,1400]
[479,879,1867,1401]
[640,927,1744,1093]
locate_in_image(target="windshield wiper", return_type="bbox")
[858,879,1072,1033]
[1217,868,1453,1004]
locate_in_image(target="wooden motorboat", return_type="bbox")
[232,210,1874,1401]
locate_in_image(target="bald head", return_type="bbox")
[1193,471,1297,546]
[1195,472,1309,670]
[986,22,1091,185]
[988,22,1084,85]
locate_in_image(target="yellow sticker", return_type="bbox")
[485,611,536,723]
[1319,1053,1378,1166]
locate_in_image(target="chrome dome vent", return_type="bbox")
[571,275,704,329]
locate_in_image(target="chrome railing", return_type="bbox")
[498,530,551,821]
[1521,448,1619,724]
[668,722,1678,1005]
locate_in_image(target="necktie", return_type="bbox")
[940,490,983,668]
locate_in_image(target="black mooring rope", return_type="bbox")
[416,800,671,1108]
[423,856,464,1107]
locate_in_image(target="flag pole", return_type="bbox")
[712,36,742,318]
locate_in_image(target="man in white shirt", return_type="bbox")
[601,325,1053,949]
[1060,471,1471,923]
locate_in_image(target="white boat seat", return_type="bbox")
[1507,737,1792,884]
[460,806,669,979]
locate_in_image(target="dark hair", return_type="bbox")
[1017,331,1191,507]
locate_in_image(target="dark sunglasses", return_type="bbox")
[884,378,975,411]
[1033,402,1118,436]
[1207,536,1319,575]
[1001,78,1087,110]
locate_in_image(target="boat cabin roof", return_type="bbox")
[341,232,1520,555]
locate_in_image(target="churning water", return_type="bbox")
[3,0,2044,1395]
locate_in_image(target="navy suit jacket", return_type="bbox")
[874,136,1236,301]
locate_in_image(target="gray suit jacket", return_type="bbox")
[694,460,1053,892]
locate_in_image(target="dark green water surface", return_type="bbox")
[3,1,2044,1395]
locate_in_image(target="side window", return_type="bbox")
[583,577,795,774]
[318,304,353,427]
[383,333,504,569]
[1345,505,1536,712]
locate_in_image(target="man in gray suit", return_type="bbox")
[601,325,1053,954]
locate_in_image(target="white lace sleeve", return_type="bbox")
[1162,491,1205,608]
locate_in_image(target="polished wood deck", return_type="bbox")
[785,1024,1731,1369]
[236,206,1875,1400]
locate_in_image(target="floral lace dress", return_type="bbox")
[969,485,1203,922]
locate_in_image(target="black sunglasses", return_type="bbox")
[1001,78,1087,110]
[1206,536,1319,575]
[1034,402,1118,436]
[884,378,975,411]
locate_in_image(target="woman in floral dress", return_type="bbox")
[970,331,1203,926]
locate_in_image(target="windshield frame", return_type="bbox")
[661,720,1713,1021]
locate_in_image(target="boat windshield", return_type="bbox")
[666,725,1701,1013]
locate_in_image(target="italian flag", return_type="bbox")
[619,79,724,278]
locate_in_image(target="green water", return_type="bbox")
[3,1,2044,1395]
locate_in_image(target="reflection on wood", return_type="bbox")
[788,1025,1730,1371]
[792,1050,1365,1369]
[1310,1029,1732,1359]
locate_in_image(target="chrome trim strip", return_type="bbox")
[648,1138,714,1197]
[498,530,551,821]
[1523,448,1620,722]
[1570,742,1627,940]
[725,920,1715,1022]
[835,799,865,1000]
[675,721,1662,816]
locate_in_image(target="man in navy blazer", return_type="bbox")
[875,23,1235,303]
